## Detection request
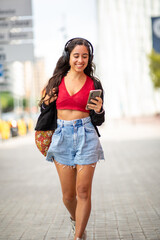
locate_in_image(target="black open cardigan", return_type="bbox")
[35,79,105,137]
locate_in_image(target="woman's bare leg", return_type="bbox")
[54,161,77,220]
[74,164,96,239]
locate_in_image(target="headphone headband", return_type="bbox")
[64,37,94,59]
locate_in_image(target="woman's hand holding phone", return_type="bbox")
[87,97,102,113]
[86,89,103,113]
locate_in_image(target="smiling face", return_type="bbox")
[69,45,89,73]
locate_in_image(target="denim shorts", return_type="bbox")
[46,116,104,166]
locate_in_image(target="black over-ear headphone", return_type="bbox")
[63,37,94,61]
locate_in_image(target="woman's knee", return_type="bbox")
[63,192,76,203]
[76,185,90,200]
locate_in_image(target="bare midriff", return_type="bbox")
[57,109,89,120]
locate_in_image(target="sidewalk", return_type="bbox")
[0,119,160,240]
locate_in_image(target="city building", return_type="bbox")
[33,57,47,100]
[97,0,160,118]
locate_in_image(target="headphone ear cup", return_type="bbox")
[89,54,93,62]
[63,49,69,61]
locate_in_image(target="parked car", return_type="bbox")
[1,112,34,138]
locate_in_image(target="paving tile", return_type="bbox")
[0,123,160,240]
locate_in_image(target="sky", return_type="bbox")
[32,0,97,76]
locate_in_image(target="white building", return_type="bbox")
[97,0,160,118]
[33,57,47,99]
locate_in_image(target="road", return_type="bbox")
[0,119,160,240]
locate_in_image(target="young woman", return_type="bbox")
[36,38,105,240]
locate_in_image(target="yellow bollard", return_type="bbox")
[17,119,27,136]
[0,120,10,140]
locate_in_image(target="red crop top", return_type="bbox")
[56,76,95,113]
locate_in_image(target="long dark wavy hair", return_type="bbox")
[40,38,100,105]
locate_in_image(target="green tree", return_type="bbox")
[22,97,29,110]
[0,92,14,112]
[148,50,160,89]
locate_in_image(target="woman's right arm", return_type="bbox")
[43,88,58,105]
[40,87,57,112]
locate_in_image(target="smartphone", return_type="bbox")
[86,89,102,110]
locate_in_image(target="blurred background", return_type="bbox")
[0,0,160,140]
[0,2,160,239]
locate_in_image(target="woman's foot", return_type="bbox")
[82,230,87,240]
[70,217,87,239]
[70,217,75,235]
[76,230,87,240]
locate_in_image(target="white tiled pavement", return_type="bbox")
[0,118,160,240]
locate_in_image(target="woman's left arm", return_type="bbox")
[89,80,105,126]
[90,109,105,126]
